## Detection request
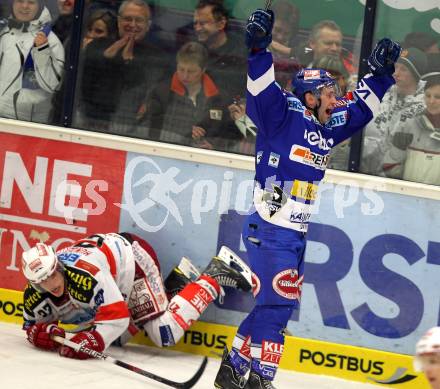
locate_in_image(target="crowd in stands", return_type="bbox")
[0,0,439,185]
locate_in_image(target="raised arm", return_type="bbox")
[245,8,291,137]
[330,38,401,145]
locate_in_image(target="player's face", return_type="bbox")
[118,3,150,42]
[418,354,440,389]
[311,28,343,59]
[13,0,39,22]
[425,85,440,116]
[39,271,65,297]
[317,86,337,124]
[176,61,204,88]
[193,6,226,44]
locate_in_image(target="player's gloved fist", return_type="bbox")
[59,330,105,360]
[26,322,65,351]
[245,9,274,50]
[368,38,402,76]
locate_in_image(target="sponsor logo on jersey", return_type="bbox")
[304,129,334,150]
[237,335,251,358]
[262,340,284,365]
[290,180,318,201]
[328,111,347,128]
[272,269,303,300]
[304,69,321,80]
[256,151,263,164]
[289,145,329,170]
[261,185,287,217]
[290,211,311,224]
[57,252,81,263]
[268,152,280,168]
[65,265,98,303]
[287,97,303,112]
[24,285,43,314]
[58,246,93,257]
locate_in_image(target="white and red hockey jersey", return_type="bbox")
[23,233,137,348]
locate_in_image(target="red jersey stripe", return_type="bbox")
[95,301,130,322]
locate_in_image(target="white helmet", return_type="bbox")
[414,327,440,371]
[22,243,58,284]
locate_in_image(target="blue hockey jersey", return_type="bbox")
[246,50,395,232]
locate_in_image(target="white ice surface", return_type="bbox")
[0,322,383,389]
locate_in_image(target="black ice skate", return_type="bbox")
[244,370,276,389]
[214,348,247,389]
[164,256,200,298]
[203,246,252,292]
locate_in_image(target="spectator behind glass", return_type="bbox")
[361,47,428,177]
[82,8,118,48]
[77,0,171,134]
[52,0,75,44]
[403,31,440,54]
[0,0,64,123]
[191,0,247,101]
[142,41,238,150]
[297,20,357,89]
[50,7,117,125]
[380,56,440,185]
[269,0,301,88]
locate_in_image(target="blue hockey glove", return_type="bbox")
[245,9,274,51]
[368,38,402,76]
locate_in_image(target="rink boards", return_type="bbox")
[0,287,429,388]
[1,122,440,388]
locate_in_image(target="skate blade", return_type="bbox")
[216,246,252,287]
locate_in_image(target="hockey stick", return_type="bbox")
[53,336,208,389]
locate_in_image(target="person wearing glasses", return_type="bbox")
[78,0,171,134]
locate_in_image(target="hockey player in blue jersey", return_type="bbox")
[214,8,402,389]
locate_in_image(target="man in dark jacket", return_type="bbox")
[79,0,171,133]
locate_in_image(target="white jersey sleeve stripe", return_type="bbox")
[354,74,381,115]
[247,64,275,96]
